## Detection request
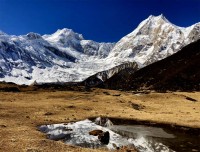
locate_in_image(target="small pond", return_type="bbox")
[39,117,200,152]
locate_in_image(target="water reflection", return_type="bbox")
[110,125,174,152]
[109,125,175,138]
[109,124,200,152]
[39,119,200,152]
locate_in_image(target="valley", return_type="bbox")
[0,84,200,151]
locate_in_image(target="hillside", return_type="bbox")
[101,39,200,91]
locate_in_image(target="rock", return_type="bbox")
[26,116,30,119]
[0,125,6,128]
[44,112,53,116]
[131,103,144,110]
[89,129,103,136]
[185,97,197,102]
[113,94,121,96]
[89,130,110,145]
[83,107,92,111]
[98,131,110,145]
[103,91,110,95]
[67,105,76,108]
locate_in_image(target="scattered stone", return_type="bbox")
[185,97,197,102]
[0,125,6,128]
[83,107,92,111]
[119,100,125,103]
[103,91,110,95]
[44,112,53,116]
[131,103,144,110]
[67,105,76,108]
[26,116,30,119]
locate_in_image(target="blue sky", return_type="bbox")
[0,0,200,42]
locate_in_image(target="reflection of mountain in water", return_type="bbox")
[110,125,174,152]
[132,136,174,152]
[39,119,177,152]
[39,118,200,152]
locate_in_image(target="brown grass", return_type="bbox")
[0,87,200,152]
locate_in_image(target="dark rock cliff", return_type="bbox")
[101,39,200,91]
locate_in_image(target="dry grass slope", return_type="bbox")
[0,83,200,151]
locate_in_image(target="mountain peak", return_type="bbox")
[147,14,170,23]
[51,28,84,41]
[26,32,42,40]
[55,28,74,35]
[43,28,84,44]
[108,13,200,67]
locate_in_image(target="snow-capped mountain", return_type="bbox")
[83,15,200,86]
[0,29,114,84]
[107,14,200,67]
[0,14,200,85]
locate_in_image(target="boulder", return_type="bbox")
[89,130,103,136]
[89,130,110,145]
[98,131,110,145]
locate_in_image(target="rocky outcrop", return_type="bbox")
[83,62,138,87]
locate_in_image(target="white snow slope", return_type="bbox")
[107,14,200,67]
[0,14,199,85]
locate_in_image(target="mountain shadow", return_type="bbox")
[99,39,200,91]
